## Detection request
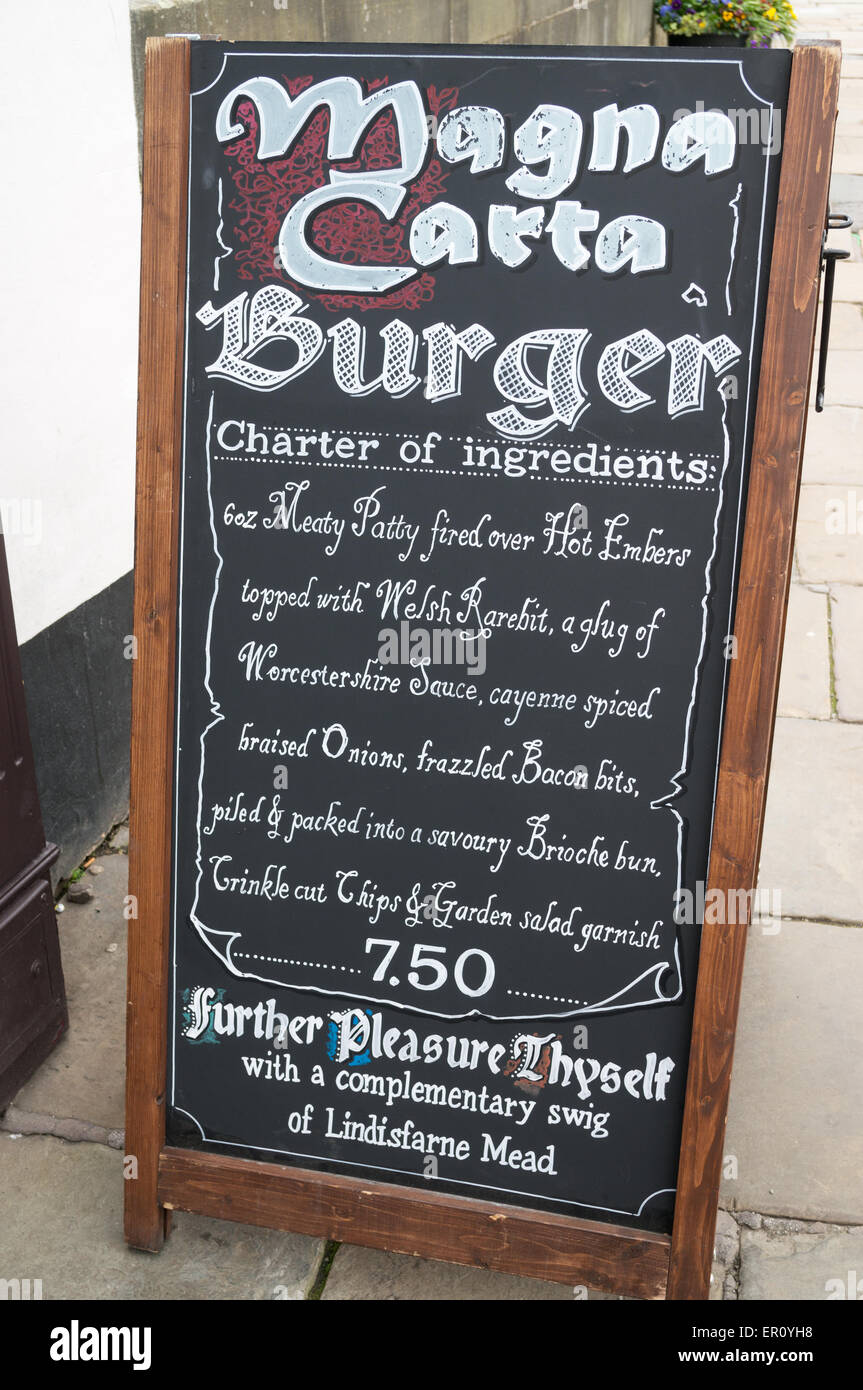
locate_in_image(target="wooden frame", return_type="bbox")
[125,37,840,1299]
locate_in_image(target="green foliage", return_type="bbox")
[654,0,797,43]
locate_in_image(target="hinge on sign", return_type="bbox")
[816,211,853,411]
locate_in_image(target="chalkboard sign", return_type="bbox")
[126,37,839,1299]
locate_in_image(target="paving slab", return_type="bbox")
[812,350,863,407]
[830,174,863,231]
[802,406,863,485]
[830,582,863,718]
[758,718,863,922]
[776,585,832,720]
[723,920,863,1225]
[321,1241,613,1299]
[110,822,130,850]
[796,483,863,584]
[0,1133,325,1300]
[739,1225,863,1300]
[837,106,863,134]
[814,301,863,351]
[832,134,863,175]
[839,76,863,107]
[12,850,128,1130]
[832,262,863,301]
[319,1235,739,1301]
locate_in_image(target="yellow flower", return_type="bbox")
[722,7,732,15]
[766,5,776,15]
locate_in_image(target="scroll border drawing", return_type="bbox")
[175,50,777,1024]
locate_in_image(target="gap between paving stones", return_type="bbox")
[56,816,130,901]
[778,913,863,926]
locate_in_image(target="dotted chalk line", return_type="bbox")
[236,951,359,974]
[214,455,718,492]
[508,987,583,1006]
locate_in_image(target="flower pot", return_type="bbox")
[667,33,749,45]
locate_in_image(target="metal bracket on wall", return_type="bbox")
[816,211,853,411]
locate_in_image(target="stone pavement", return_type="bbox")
[1,15,862,1302]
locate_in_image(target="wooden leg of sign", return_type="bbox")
[123,36,190,1253]
[666,41,841,1301]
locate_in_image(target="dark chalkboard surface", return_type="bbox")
[126,38,839,1293]
[166,42,789,1234]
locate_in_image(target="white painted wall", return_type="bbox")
[0,0,140,644]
